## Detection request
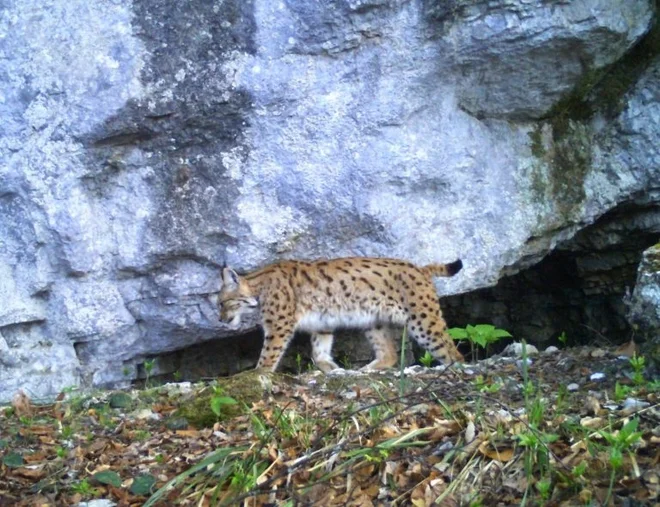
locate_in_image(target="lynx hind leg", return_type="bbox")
[407,298,464,365]
[311,332,341,373]
[362,326,399,371]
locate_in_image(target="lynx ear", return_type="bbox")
[222,267,240,289]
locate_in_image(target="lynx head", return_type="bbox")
[218,267,259,328]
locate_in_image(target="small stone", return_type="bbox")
[567,383,579,392]
[495,409,513,422]
[621,397,650,415]
[108,392,133,409]
[341,390,357,400]
[504,343,539,357]
[590,372,606,381]
[464,421,476,443]
[590,348,606,358]
[161,382,193,396]
[544,346,559,354]
[77,500,117,507]
[516,358,533,368]
[133,408,160,421]
[580,416,604,429]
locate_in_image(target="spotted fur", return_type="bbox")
[218,257,464,372]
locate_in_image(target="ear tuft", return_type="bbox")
[222,267,240,288]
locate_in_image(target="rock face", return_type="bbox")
[0,0,658,402]
[628,244,660,348]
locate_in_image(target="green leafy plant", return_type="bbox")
[173,370,182,381]
[399,326,408,396]
[71,478,97,496]
[557,331,568,346]
[629,354,645,386]
[599,418,643,506]
[144,359,155,387]
[418,350,434,368]
[93,470,122,488]
[614,381,633,401]
[449,324,512,360]
[209,386,238,419]
[473,375,503,393]
[295,352,303,374]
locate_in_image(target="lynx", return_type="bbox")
[218,257,464,372]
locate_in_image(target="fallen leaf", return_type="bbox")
[478,440,514,462]
[615,339,637,357]
[11,390,32,417]
[464,421,476,444]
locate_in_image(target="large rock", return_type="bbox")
[0,0,657,401]
[627,244,660,350]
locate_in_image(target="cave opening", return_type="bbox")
[444,201,660,352]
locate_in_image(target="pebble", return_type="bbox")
[77,501,117,507]
[580,416,604,429]
[567,383,580,392]
[590,348,607,358]
[516,358,533,368]
[504,342,539,357]
[590,372,606,381]
[341,390,357,400]
[544,346,559,354]
[160,382,193,396]
[133,408,161,421]
[621,398,650,415]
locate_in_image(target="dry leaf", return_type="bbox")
[464,421,476,444]
[615,339,637,357]
[478,440,514,462]
[12,390,33,417]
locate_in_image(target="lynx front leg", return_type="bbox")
[257,323,296,371]
[311,332,341,373]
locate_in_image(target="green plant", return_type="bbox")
[134,430,151,441]
[60,425,74,440]
[71,478,97,496]
[144,359,155,386]
[473,375,502,394]
[448,324,512,360]
[517,341,558,506]
[173,370,182,381]
[419,350,434,368]
[18,415,33,426]
[599,418,643,506]
[535,478,552,501]
[122,366,131,376]
[558,331,568,346]
[399,326,408,396]
[629,354,645,386]
[295,352,303,374]
[55,446,68,458]
[614,381,633,401]
[556,384,569,413]
[209,386,238,419]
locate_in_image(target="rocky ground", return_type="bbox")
[0,343,658,506]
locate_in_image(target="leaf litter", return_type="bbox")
[0,344,658,506]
